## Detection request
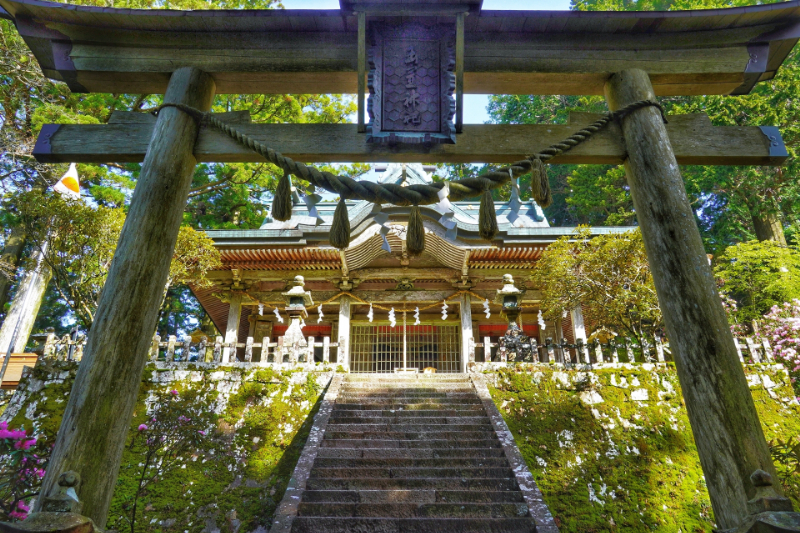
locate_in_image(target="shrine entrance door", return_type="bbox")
[350,323,461,373]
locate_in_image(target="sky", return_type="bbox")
[281,0,572,124]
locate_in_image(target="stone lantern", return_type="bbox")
[494,274,535,361]
[281,275,313,360]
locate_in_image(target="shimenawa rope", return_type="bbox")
[154,100,666,247]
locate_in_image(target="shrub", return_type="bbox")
[0,421,46,522]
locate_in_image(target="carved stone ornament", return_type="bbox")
[499,323,536,362]
[368,22,456,145]
[716,470,800,533]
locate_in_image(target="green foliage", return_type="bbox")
[770,436,800,501]
[487,0,800,252]
[13,190,220,328]
[714,240,800,324]
[489,365,800,532]
[531,228,662,343]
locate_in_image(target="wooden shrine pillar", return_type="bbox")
[35,67,215,527]
[338,296,351,370]
[223,293,243,363]
[460,293,473,372]
[605,69,779,529]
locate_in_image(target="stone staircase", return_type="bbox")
[277,373,557,533]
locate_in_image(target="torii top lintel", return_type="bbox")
[1,0,799,96]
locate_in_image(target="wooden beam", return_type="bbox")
[455,12,465,134]
[244,289,530,304]
[6,0,797,97]
[33,112,786,166]
[357,12,366,134]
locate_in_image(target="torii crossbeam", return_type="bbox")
[2,0,799,530]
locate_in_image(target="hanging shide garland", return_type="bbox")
[254,291,540,319]
[157,101,666,252]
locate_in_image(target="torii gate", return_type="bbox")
[1,0,799,530]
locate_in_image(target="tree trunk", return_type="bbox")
[751,209,787,245]
[0,248,51,356]
[0,226,26,315]
[35,67,215,527]
[605,69,779,530]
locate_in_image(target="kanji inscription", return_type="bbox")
[367,23,456,144]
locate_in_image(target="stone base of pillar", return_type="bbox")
[0,513,97,533]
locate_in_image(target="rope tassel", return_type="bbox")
[272,171,293,221]
[407,205,425,256]
[479,189,499,241]
[330,197,351,250]
[530,157,552,208]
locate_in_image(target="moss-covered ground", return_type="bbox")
[1,362,331,533]
[3,362,799,533]
[486,364,800,532]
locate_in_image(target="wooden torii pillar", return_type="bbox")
[605,69,779,529]
[34,67,215,525]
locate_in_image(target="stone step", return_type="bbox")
[328,416,491,425]
[296,502,529,519]
[301,490,525,504]
[339,389,475,399]
[344,373,469,383]
[341,385,476,391]
[308,467,515,479]
[334,404,486,412]
[336,399,483,407]
[323,430,495,441]
[313,457,510,468]
[322,424,494,433]
[304,477,521,492]
[320,438,501,449]
[316,447,507,459]
[330,408,486,417]
[291,517,536,533]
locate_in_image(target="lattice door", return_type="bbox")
[350,323,461,373]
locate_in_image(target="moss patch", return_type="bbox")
[2,362,331,533]
[487,364,800,533]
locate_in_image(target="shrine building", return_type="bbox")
[193,163,633,372]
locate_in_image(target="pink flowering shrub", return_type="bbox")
[117,387,214,533]
[756,299,800,395]
[0,421,46,522]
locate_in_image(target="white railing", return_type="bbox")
[31,329,778,369]
[474,335,776,366]
[35,331,338,366]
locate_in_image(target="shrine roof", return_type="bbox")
[203,163,634,249]
[2,0,799,95]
